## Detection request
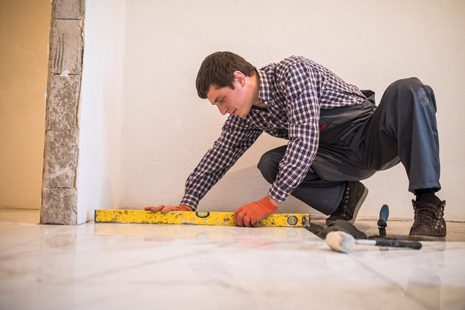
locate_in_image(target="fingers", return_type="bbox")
[145,205,183,213]
[243,215,252,227]
[234,207,254,227]
[145,205,165,212]
[160,205,176,214]
[233,206,242,225]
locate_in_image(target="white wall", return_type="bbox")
[82,0,465,221]
[77,0,126,223]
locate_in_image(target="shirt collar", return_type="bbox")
[257,69,273,106]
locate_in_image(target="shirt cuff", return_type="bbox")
[179,195,199,211]
[268,184,289,203]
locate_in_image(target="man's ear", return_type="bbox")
[233,71,246,87]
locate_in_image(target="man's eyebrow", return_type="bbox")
[214,96,223,104]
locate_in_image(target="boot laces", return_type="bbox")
[412,200,445,229]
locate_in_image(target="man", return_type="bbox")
[145,51,446,241]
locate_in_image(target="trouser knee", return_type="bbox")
[389,77,422,89]
[386,77,437,112]
[257,150,281,184]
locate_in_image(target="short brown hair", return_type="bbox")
[196,51,256,99]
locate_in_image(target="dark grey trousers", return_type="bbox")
[257,78,441,215]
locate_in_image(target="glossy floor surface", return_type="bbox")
[1,210,464,310]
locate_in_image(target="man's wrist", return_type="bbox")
[266,195,281,208]
[180,205,194,211]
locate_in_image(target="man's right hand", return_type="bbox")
[144,205,193,214]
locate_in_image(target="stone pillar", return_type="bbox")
[41,0,85,224]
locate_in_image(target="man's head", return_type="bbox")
[196,52,259,119]
[196,51,256,99]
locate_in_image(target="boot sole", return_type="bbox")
[408,234,446,242]
[348,186,369,224]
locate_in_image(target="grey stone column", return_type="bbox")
[41,0,85,224]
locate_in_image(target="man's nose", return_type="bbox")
[218,105,228,115]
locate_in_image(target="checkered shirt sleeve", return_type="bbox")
[267,61,321,201]
[180,117,262,209]
[263,57,365,203]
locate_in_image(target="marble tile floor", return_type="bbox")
[1,209,464,310]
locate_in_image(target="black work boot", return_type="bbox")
[409,193,446,241]
[326,181,368,225]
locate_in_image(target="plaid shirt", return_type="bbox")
[180,56,366,209]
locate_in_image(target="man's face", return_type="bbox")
[206,77,252,119]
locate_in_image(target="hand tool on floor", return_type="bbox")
[94,209,311,228]
[377,204,389,237]
[326,231,422,253]
[369,204,389,239]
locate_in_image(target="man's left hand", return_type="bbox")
[234,196,280,227]
[144,205,193,214]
